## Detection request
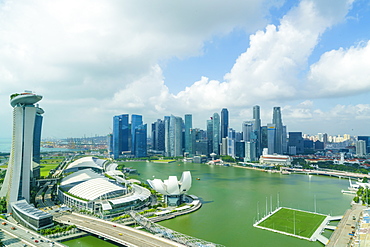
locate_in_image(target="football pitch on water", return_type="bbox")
[257,207,327,238]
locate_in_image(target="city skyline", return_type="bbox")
[1,0,370,138]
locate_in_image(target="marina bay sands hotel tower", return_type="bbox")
[0,91,44,211]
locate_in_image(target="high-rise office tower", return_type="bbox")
[356,140,366,156]
[227,128,236,157]
[221,108,229,140]
[288,132,304,155]
[245,141,257,162]
[206,119,213,155]
[152,119,165,152]
[112,114,129,159]
[134,124,147,157]
[169,115,183,157]
[358,136,370,153]
[267,123,276,154]
[131,114,143,155]
[253,105,261,156]
[272,107,284,154]
[0,92,43,209]
[212,113,220,154]
[164,116,171,156]
[242,121,254,142]
[184,114,193,155]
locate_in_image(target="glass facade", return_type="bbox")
[112,114,129,159]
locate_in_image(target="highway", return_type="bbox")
[53,212,185,247]
[0,218,66,247]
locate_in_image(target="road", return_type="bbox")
[53,212,185,247]
[0,218,65,247]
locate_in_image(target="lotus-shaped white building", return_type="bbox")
[147,171,192,206]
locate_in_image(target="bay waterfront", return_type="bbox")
[125,161,353,247]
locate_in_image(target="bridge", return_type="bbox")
[129,211,224,247]
[54,212,187,247]
[281,167,370,179]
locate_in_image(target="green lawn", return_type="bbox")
[39,163,60,177]
[257,207,326,238]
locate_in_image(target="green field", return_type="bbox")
[39,157,65,177]
[257,207,326,238]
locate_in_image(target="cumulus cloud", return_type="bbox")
[307,41,370,97]
[0,0,362,137]
[173,0,354,110]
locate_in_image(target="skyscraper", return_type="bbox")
[134,124,147,157]
[272,107,283,154]
[212,113,220,154]
[227,128,236,157]
[267,123,276,154]
[253,105,261,156]
[112,114,129,159]
[206,119,213,155]
[32,106,44,178]
[169,115,183,157]
[152,119,165,152]
[0,91,43,208]
[288,132,304,155]
[242,121,254,142]
[184,114,193,155]
[356,140,366,156]
[221,108,229,140]
[131,114,143,155]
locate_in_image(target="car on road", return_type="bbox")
[34,240,39,243]
[118,233,122,236]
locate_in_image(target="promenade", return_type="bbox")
[327,204,366,247]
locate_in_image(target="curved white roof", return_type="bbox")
[109,184,151,205]
[68,178,125,201]
[147,171,192,195]
[60,169,101,186]
[65,156,105,171]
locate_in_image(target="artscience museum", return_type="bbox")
[147,171,192,206]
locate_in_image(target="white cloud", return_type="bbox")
[0,0,362,138]
[172,0,354,110]
[307,41,370,97]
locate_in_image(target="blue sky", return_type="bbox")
[1,0,370,138]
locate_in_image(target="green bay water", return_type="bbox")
[126,161,353,247]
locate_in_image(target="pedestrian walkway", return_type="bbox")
[327,204,365,247]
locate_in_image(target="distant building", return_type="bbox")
[356,140,367,156]
[288,132,304,155]
[112,114,129,159]
[245,141,257,162]
[253,105,262,156]
[267,124,276,154]
[151,119,165,152]
[1,92,43,208]
[134,124,147,157]
[212,113,220,155]
[131,114,143,156]
[235,141,245,158]
[206,119,213,155]
[358,136,370,153]
[168,115,183,157]
[0,91,53,230]
[227,128,236,158]
[259,149,291,166]
[184,114,193,155]
[221,108,229,140]
[272,107,284,154]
